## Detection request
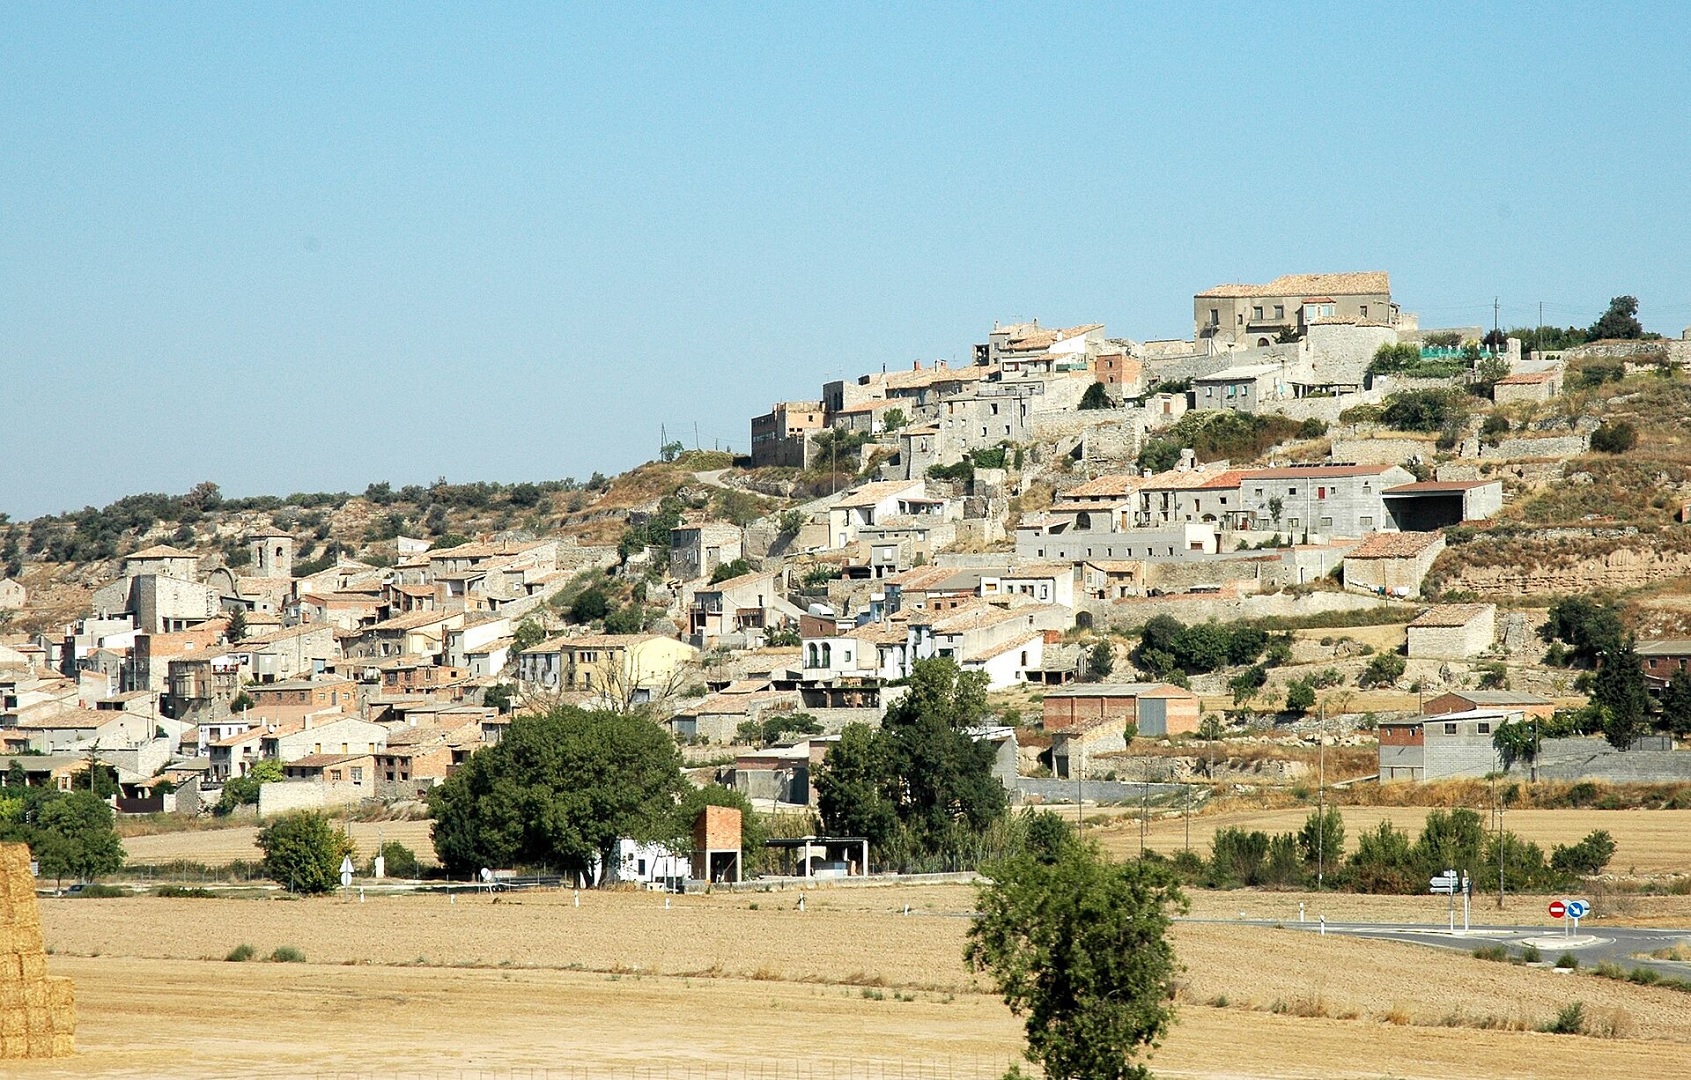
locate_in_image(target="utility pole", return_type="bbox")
[1493,296,1500,342]
[1316,703,1326,891]
[1140,754,1149,858]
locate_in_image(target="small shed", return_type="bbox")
[764,836,869,878]
[1406,603,1496,659]
[1382,479,1503,530]
[1341,531,1446,596]
[1422,690,1555,720]
[1492,368,1563,404]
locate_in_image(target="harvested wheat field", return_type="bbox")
[31,884,1691,1078]
[1094,805,1691,877]
[118,818,438,869]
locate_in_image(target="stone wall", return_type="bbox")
[1560,340,1691,366]
[257,779,367,817]
[1437,542,1691,596]
[1482,434,1590,460]
[1328,434,1438,465]
[1086,589,1393,631]
[1530,737,1691,783]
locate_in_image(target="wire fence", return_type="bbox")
[303,1061,1026,1080]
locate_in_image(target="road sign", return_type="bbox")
[339,855,354,889]
[1566,899,1589,919]
[1548,899,1566,919]
[1430,880,1458,894]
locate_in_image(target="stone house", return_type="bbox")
[826,480,930,549]
[163,653,242,724]
[442,616,512,669]
[1195,272,1399,348]
[1492,368,1563,404]
[120,544,200,582]
[281,753,376,796]
[687,570,780,645]
[516,633,698,703]
[1405,604,1496,659]
[750,400,826,468]
[229,623,341,683]
[0,578,25,610]
[1341,530,1446,596]
[247,676,358,713]
[979,566,1074,608]
[1235,464,1416,537]
[259,714,385,763]
[669,523,745,584]
[1191,364,1287,413]
[1081,560,1143,600]
[347,609,466,661]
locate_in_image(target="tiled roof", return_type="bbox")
[127,545,196,560]
[1409,603,1494,628]
[1195,272,1390,299]
[1345,531,1444,559]
[1495,370,1558,385]
[1384,480,1499,494]
[832,480,925,510]
[1242,464,1395,480]
[1057,474,1141,500]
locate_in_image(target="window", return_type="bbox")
[329,769,342,781]
[1476,723,1491,734]
[1360,305,1368,318]
[1254,487,1264,496]
[1287,487,1298,496]
[1252,305,1264,320]
[1318,487,1327,499]
[1360,515,1374,528]
[351,767,363,782]
[1320,517,1333,528]
[1443,723,1458,735]
[1274,304,1284,319]
[1209,308,1219,325]
[991,402,999,415]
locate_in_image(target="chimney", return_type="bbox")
[1178,449,1196,471]
[935,359,947,370]
[304,713,313,730]
[913,360,921,371]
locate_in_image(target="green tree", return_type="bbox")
[1588,295,1643,340]
[256,811,353,894]
[1660,668,1691,737]
[1079,382,1112,410]
[1380,389,1466,432]
[428,706,688,883]
[369,841,421,878]
[1136,439,1181,475]
[1492,719,1541,772]
[225,606,248,643]
[1592,642,1649,750]
[1284,679,1316,715]
[814,659,1007,867]
[1169,622,1230,673]
[1412,808,1487,881]
[709,558,753,584]
[32,791,125,889]
[214,758,284,815]
[1349,819,1416,893]
[1296,808,1344,872]
[1361,652,1406,688]
[1542,596,1624,667]
[511,618,548,653]
[568,586,611,624]
[1209,828,1269,886]
[660,440,685,462]
[1087,641,1115,681]
[1550,830,1617,877]
[967,843,1185,1080]
[882,407,907,432]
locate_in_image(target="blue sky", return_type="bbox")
[3,3,1688,518]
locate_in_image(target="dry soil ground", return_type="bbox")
[25,883,1691,1078]
[119,818,439,870]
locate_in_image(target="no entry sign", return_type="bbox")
[1548,899,1567,919]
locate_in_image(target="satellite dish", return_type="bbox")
[479,867,494,883]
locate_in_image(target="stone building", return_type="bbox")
[1195,272,1400,348]
[1405,603,1496,659]
[669,523,745,583]
[1340,530,1446,595]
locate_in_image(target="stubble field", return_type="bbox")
[26,883,1691,1078]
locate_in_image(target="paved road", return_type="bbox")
[1205,916,1691,977]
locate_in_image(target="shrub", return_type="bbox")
[225,944,256,962]
[1551,830,1617,876]
[1361,652,1406,688]
[1380,389,1467,433]
[1589,421,1637,454]
[64,883,126,899]
[1521,943,1542,964]
[269,945,306,963]
[1556,953,1580,970]
[368,841,421,879]
[1472,944,1510,962]
[153,885,214,898]
[1540,1001,1585,1035]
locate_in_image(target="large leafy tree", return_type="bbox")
[967,843,1186,1080]
[1542,596,1624,666]
[256,810,354,894]
[814,658,1007,867]
[31,791,125,889]
[428,706,688,883]
[1588,295,1644,340]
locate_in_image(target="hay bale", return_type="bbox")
[0,842,74,1058]
[50,1033,74,1056]
[45,978,72,1008]
[17,953,45,981]
[0,1008,22,1037]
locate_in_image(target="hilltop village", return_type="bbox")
[5,271,1691,883]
